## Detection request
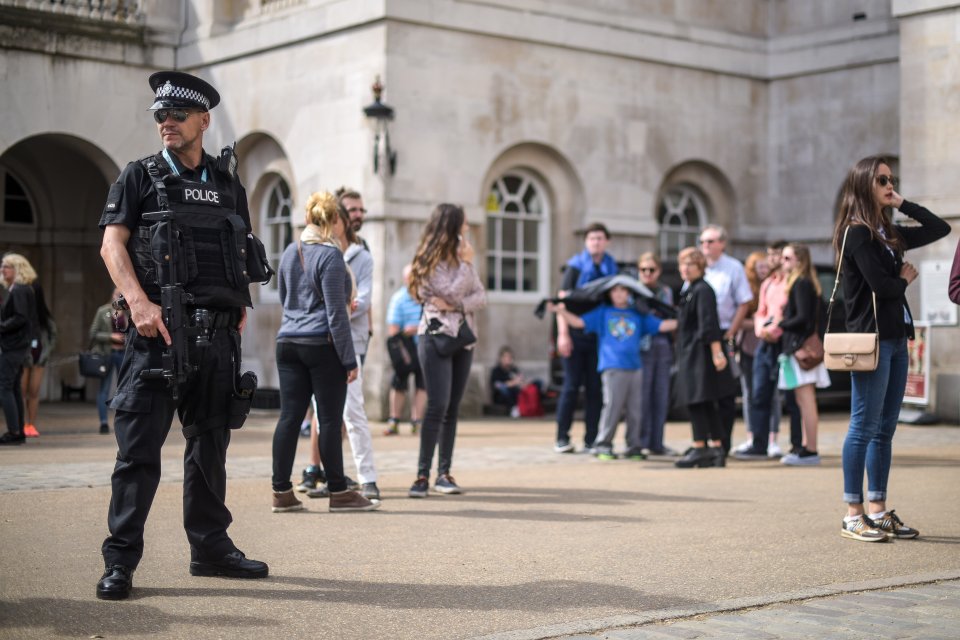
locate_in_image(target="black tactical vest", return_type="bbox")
[131,153,253,308]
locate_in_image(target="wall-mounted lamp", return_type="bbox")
[363,76,397,176]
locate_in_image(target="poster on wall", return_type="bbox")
[920,260,957,326]
[904,321,930,405]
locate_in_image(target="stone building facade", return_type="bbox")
[1,0,957,420]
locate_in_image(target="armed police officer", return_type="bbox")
[96,71,269,600]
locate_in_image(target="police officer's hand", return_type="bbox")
[237,307,247,334]
[346,368,359,384]
[131,299,171,346]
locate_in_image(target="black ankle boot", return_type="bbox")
[711,446,727,467]
[675,447,714,468]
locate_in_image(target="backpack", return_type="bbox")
[517,383,544,417]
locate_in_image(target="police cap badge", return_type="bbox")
[148,71,221,111]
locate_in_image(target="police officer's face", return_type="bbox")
[156,109,208,153]
[342,196,366,232]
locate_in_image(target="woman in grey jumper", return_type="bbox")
[271,191,378,513]
[408,204,486,498]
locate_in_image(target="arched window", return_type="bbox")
[260,176,292,296]
[485,171,548,295]
[658,184,707,260]
[1,168,35,226]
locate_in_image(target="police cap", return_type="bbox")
[148,71,220,111]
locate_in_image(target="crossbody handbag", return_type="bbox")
[426,311,476,357]
[822,226,879,372]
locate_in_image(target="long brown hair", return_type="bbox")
[409,203,465,302]
[743,250,767,316]
[833,155,903,261]
[784,243,821,297]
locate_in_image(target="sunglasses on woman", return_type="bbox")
[876,175,899,188]
[153,109,196,124]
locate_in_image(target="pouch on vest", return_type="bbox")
[149,221,198,286]
[222,214,250,289]
[245,232,274,285]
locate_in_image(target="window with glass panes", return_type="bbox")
[485,172,547,294]
[261,176,292,296]
[2,169,35,226]
[658,184,707,260]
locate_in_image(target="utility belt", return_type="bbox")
[190,307,241,330]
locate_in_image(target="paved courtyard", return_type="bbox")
[0,402,958,639]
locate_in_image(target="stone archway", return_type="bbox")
[0,133,119,401]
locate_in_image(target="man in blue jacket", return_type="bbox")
[554,223,618,453]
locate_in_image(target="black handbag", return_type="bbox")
[79,351,109,378]
[427,314,476,357]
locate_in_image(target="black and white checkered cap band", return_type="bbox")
[155,80,210,110]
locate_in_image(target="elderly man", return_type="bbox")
[699,224,753,454]
[96,71,268,600]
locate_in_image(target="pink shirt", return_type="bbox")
[754,272,787,341]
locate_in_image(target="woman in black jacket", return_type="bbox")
[776,243,830,466]
[833,156,950,542]
[674,247,735,469]
[0,253,38,445]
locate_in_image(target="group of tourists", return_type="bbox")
[1,70,955,605]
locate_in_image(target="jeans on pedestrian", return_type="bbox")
[842,338,908,504]
[0,349,27,434]
[272,341,349,493]
[97,350,125,424]
[639,336,672,452]
[417,335,473,479]
[748,342,780,452]
[555,331,602,447]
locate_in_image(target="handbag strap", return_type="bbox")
[825,226,877,335]
[297,241,325,304]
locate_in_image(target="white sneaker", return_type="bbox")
[781,451,820,466]
[733,439,754,454]
[509,406,520,418]
[767,442,783,458]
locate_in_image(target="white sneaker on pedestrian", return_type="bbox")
[767,442,783,458]
[733,439,754,454]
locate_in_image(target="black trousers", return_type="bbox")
[272,341,348,493]
[101,327,243,569]
[688,400,724,443]
[417,335,473,479]
[0,348,26,435]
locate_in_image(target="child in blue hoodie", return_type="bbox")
[551,284,676,459]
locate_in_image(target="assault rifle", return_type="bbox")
[114,210,211,400]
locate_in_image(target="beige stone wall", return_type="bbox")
[895,2,960,420]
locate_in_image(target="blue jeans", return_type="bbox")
[748,342,780,452]
[841,338,908,504]
[555,332,602,447]
[639,336,672,452]
[97,350,125,424]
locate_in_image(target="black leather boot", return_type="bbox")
[674,446,715,468]
[96,565,133,600]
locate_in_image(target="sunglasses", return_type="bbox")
[876,175,899,188]
[153,109,196,124]
[639,267,657,274]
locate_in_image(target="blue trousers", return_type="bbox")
[842,338,908,504]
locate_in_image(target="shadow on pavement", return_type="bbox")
[0,597,271,637]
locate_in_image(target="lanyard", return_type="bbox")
[162,149,208,183]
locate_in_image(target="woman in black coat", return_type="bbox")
[833,156,950,542]
[674,247,736,469]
